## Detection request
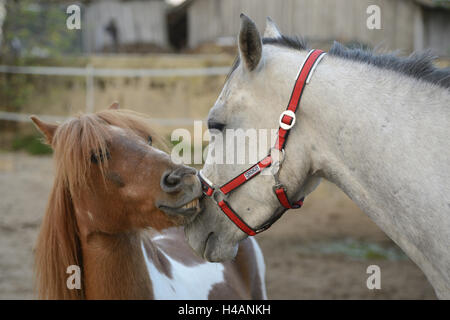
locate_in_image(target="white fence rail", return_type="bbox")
[0,65,230,77]
[0,111,200,126]
[0,64,227,124]
[0,111,65,123]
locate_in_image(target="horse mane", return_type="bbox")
[34,109,167,299]
[34,176,84,299]
[262,35,450,89]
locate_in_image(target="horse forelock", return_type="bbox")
[52,113,110,198]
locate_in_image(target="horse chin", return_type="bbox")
[185,219,239,262]
[203,233,239,262]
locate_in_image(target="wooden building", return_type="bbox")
[186,0,450,56]
[83,0,169,53]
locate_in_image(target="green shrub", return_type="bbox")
[11,134,52,155]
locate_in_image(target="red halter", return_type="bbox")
[199,49,326,236]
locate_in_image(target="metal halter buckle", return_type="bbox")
[212,188,227,204]
[279,110,296,130]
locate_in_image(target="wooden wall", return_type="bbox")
[83,0,168,53]
[419,7,450,56]
[187,0,418,52]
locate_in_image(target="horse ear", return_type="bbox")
[109,102,119,110]
[30,116,58,144]
[238,13,262,71]
[264,17,282,38]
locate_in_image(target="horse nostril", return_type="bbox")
[161,169,183,192]
[164,173,181,187]
[161,166,197,193]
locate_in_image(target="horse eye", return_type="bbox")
[208,121,225,132]
[91,149,110,164]
[147,136,152,146]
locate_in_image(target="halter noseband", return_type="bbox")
[198,49,327,236]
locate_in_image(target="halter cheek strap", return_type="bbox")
[199,49,326,236]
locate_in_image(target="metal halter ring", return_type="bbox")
[212,188,227,203]
[279,110,296,130]
[269,147,285,165]
[269,147,285,176]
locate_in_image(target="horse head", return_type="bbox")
[185,15,322,262]
[32,104,203,298]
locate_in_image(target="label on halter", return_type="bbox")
[244,165,261,180]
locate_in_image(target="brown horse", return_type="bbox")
[31,104,266,299]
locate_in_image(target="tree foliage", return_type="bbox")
[1,0,82,59]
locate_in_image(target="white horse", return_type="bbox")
[186,15,450,299]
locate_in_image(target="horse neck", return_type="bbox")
[281,53,450,294]
[292,54,449,215]
[79,228,154,299]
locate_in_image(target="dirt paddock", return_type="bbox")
[0,152,436,299]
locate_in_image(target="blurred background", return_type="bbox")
[0,0,449,299]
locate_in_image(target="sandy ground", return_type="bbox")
[0,152,436,299]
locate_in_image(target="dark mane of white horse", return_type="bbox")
[230,35,450,89]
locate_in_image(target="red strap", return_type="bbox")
[274,187,304,209]
[275,128,288,150]
[218,200,256,236]
[220,155,272,195]
[204,186,214,197]
[276,49,325,151]
[287,50,324,113]
[199,175,214,196]
[281,114,294,125]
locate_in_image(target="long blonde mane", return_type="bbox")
[34,109,167,299]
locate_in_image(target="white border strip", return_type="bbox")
[306,52,327,84]
[294,49,315,80]
[199,169,214,187]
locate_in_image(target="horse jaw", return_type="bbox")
[184,197,241,262]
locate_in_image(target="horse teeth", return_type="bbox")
[182,199,199,210]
